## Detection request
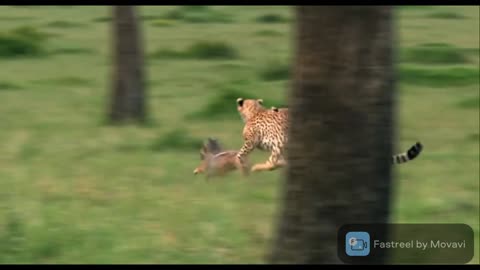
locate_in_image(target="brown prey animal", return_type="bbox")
[193,138,250,180]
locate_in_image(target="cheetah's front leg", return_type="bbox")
[236,141,255,177]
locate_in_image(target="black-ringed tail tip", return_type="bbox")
[392,142,423,164]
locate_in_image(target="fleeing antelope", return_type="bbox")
[193,138,250,180]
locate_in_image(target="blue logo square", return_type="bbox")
[345,231,370,256]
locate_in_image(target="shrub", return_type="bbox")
[465,133,479,142]
[255,13,290,23]
[0,81,22,91]
[426,12,466,19]
[164,6,232,23]
[400,43,469,65]
[187,41,238,60]
[0,26,49,58]
[150,41,239,60]
[52,47,95,55]
[456,96,479,109]
[399,66,479,87]
[140,15,163,21]
[33,77,92,87]
[151,129,202,151]
[186,88,257,120]
[45,21,86,28]
[92,16,111,23]
[255,29,283,37]
[151,19,176,27]
[259,62,290,81]
[150,49,187,59]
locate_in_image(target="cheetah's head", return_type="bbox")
[236,98,265,122]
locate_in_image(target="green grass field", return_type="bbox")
[0,6,478,264]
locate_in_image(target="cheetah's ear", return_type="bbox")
[257,99,263,105]
[237,98,244,107]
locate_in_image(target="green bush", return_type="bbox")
[465,133,479,142]
[426,12,466,19]
[456,96,479,109]
[255,29,283,37]
[399,6,433,10]
[150,49,188,59]
[0,81,22,91]
[255,14,290,23]
[399,66,480,87]
[12,26,49,42]
[187,41,238,59]
[186,87,257,120]
[0,16,33,21]
[0,26,49,58]
[400,43,469,65]
[151,41,239,60]
[52,47,95,55]
[140,15,164,21]
[259,62,290,81]
[164,6,232,23]
[151,19,177,27]
[33,77,92,87]
[186,81,286,121]
[0,212,26,263]
[151,129,203,151]
[45,21,86,28]
[463,48,479,57]
[92,16,111,23]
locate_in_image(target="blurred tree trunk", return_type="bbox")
[109,6,147,123]
[270,6,395,264]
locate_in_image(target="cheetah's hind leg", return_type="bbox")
[251,161,276,172]
[251,151,283,172]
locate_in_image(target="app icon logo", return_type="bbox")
[345,231,370,256]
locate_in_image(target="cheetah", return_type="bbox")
[235,98,423,174]
[235,98,289,173]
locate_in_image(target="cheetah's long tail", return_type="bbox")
[392,142,423,164]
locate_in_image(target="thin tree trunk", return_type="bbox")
[109,6,147,123]
[270,6,396,264]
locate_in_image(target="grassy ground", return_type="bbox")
[0,6,478,264]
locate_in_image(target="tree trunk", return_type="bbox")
[109,6,147,123]
[270,6,395,264]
